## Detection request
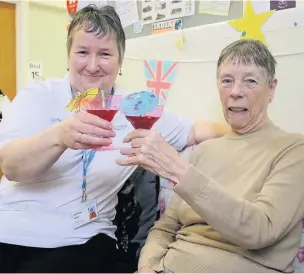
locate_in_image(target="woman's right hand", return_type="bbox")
[58,111,115,150]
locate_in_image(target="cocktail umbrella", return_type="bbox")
[66,88,100,112]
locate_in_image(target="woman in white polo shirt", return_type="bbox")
[0,5,229,273]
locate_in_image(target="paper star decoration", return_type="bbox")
[228,0,275,45]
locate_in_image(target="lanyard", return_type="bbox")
[81,149,95,202]
[70,86,114,202]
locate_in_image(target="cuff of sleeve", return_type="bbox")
[176,118,193,152]
[138,257,165,273]
[173,164,212,205]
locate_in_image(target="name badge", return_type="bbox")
[72,200,98,229]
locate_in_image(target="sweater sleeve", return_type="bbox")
[174,140,304,250]
[138,193,182,271]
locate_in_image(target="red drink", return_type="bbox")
[83,94,123,151]
[87,109,117,122]
[125,115,159,130]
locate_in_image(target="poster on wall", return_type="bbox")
[141,0,195,25]
[115,1,139,28]
[248,0,296,14]
[199,0,231,16]
[270,0,296,10]
[152,18,183,34]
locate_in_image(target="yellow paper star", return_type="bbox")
[228,0,275,45]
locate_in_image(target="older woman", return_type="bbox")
[117,39,304,273]
[0,5,229,273]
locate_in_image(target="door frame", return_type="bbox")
[0,0,66,92]
[0,0,28,92]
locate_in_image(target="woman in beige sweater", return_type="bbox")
[117,39,304,273]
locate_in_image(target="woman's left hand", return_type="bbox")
[116,129,189,184]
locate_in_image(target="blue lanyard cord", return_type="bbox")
[82,149,96,202]
[70,86,115,202]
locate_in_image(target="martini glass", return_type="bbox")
[84,94,122,151]
[124,105,163,130]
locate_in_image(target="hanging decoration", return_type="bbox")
[143,60,178,105]
[227,0,275,45]
[66,0,108,17]
[66,0,78,16]
[270,0,296,11]
[175,31,186,49]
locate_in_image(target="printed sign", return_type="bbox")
[152,18,183,34]
[142,0,194,25]
[29,61,43,80]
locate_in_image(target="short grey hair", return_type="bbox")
[67,5,126,64]
[217,39,277,83]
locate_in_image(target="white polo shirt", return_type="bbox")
[0,75,192,248]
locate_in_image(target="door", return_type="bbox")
[0,2,16,179]
[0,2,16,101]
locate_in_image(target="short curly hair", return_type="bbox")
[67,4,126,64]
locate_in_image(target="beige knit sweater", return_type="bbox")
[138,120,304,273]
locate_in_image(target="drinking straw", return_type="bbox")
[100,89,105,108]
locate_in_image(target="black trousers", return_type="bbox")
[0,233,118,273]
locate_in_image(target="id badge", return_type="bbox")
[72,200,98,229]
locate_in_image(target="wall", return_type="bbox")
[30,0,65,9]
[3,0,304,134]
[0,0,69,90]
[116,4,304,134]
[0,0,28,91]
[28,1,69,81]
[123,0,243,39]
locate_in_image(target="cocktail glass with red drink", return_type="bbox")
[84,94,122,151]
[124,104,163,130]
